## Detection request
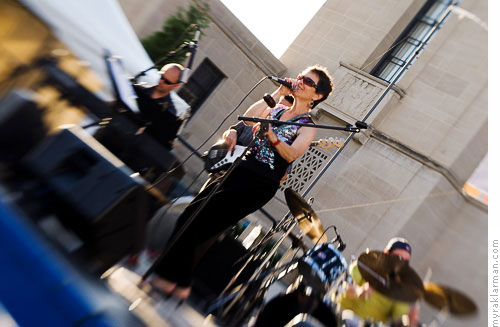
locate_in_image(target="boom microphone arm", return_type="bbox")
[238,116,366,133]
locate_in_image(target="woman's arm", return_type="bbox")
[263,124,316,163]
[243,84,291,121]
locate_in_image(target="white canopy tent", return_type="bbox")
[19,0,189,116]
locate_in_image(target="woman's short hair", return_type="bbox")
[305,65,334,109]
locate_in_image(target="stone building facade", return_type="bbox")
[119,0,487,325]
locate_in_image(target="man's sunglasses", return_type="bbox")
[298,75,318,89]
[160,75,179,85]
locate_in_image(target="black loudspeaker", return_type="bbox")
[0,89,47,163]
[193,235,261,301]
[23,125,149,272]
[93,114,178,176]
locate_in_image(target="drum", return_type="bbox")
[255,244,347,327]
[255,290,338,327]
[298,243,348,294]
[285,313,329,327]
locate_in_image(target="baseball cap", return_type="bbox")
[385,237,412,255]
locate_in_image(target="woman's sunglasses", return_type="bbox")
[298,75,318,89]
[160,75,179,85]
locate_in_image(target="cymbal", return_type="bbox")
[423,282,447,311]
[357,250,424,302]
[424,282,477,315]
[284,188,327,244]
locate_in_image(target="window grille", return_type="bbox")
[371,0,459,83]
[280,147,330,193]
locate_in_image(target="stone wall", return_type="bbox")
[119,0,287,188]
[118,1,488,325]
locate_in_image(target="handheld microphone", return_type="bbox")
[180,25,201,83]
[267,76,292,89]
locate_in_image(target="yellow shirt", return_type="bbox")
[338,263,410,323]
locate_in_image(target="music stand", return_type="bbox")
[104,52,140,114]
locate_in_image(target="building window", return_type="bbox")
[177,58,225,115]
[371,0,459,83]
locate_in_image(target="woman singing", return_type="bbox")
[150,65,334,302]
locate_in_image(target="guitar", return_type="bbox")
[204,137,345,173]
[204,143,247,173]
[310,137,345,150]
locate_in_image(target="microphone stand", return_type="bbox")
[131,42,190,83]
[133,25,200,84]
[141,124,270,282]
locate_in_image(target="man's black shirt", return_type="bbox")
[133,84,183,150]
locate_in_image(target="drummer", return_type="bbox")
[338,237,419,327]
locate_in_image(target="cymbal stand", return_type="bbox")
[216,213,296,296]
[207,251,305,316]
[272,231,307,271]
[219,213,316,317]
[208,214,296,312]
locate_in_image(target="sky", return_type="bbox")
[219,0,326,58]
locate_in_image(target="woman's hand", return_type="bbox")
[278,78,297,97]
[251,122,264,136]
[252,123,277,143]
[223,129,237,151]
[264,126,278,145]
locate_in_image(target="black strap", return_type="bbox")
[274,106,313,124]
